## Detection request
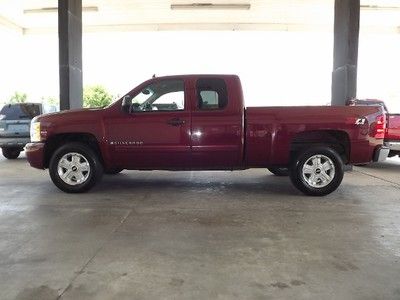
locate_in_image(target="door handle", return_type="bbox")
[167,118,185,126]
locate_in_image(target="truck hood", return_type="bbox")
[33,107,104,123]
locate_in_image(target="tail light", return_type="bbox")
[373,114,386,139]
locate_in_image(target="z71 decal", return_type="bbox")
[355,118,366,125]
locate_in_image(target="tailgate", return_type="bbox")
[0,120,31,137]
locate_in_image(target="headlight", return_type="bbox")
[30,122,41,142]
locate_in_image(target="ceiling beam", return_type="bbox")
[23,23,331,34]
[0,14,23,33]
[170,3,251,10]
[22,22,400,35]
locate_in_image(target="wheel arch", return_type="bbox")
[290,130,350,164]
[44,133,104,168]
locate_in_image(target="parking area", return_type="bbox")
[0,153,399,299]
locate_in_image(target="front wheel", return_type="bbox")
[2,147,21,159]
[290,146,344,196]
[49,142,103,193]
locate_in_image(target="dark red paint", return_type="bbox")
[387,114,400,141]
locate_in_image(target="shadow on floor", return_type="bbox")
[93,172,300,197]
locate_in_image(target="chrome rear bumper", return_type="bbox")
[385,141,400,151]
[373,146,390,162]
[0,137,30,148]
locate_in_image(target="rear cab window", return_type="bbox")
[196,78,228,110]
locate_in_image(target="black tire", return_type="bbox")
[354,164,368,167]
[290,146,344,196]
[104,168,124,175]
[2,147,21,159]
[268,167,289,176]
[49,142,103,193]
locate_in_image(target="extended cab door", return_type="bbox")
[190,76,244,169]
[105,78,191,169]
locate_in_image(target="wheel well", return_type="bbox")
[290,130,350,163]
[389,150,400,158]
[44,133,103,168]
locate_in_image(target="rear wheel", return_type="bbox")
[2,147,21,159]
[290,146,344,196]
[268,167,289,176]
[49,142,103,193]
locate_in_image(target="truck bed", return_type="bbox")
[244,105,384,166]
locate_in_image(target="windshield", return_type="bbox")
[0,104,41,120]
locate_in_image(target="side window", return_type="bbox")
[130,79,184,112]
[197,78,228,110]
[152,91,184,110]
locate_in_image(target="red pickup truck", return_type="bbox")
[348,99,400,158]
[26,75,388,196]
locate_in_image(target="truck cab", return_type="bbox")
[105,75,244,170]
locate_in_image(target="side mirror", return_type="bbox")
[131,103,141,111]
[122,95,132,113]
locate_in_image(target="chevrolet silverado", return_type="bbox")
[26,75,389,195]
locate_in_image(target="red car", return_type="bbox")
[348,99,400,158]
[26,75,388,195]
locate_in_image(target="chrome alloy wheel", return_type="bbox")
[302,154,335,188]
[57,152,91,186]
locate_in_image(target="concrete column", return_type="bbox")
[58,0,83,110]
[331,0,360,106]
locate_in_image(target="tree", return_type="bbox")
[83,85,113,108]
[41,96,59,106]
[9,92,27,103]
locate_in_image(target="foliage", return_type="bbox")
[42,96,59,105]
[83,85,113,108]
[9,92,27,103]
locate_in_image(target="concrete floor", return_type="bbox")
[0,153,399,300]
